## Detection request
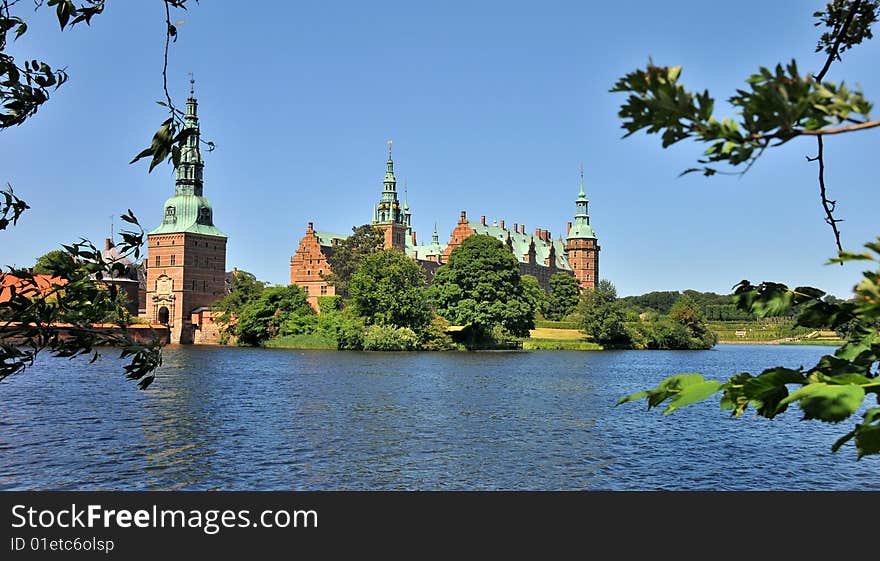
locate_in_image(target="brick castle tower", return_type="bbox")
[145,81,227,343]
[372,140,407,251]
[564,167,600,291]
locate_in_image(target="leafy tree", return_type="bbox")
[32,249,73,275]
[429,234,534,342]
[578,279,631,348]
[348,249,431,331]
[521,274,547,319]
[615,1,880,457]
[323,224,384,296]
[214,270,265,316]
[669,295,718,349]
[233,285,314,346]
[545,272,580,321]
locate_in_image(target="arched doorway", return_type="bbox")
[158,306,169,325]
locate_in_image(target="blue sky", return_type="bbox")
[2,1,877,297]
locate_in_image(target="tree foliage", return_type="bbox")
[429,235,534,340]
[615,1,880,457]
[232,285,313,346]
[520,274,547,319]
[610,0,879,253]
[2,1,204,388]
[545,272,580,321]
[578,279,631,348]
[0,211,161,388]
[32,249,73,275]
[620,238,880,457]
[348,249,432,331]
[323,224,384,296]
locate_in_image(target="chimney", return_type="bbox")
[500,219,505,230]
[411,231,417,245]
[521,224,526,234]
[514,223,518,233]
[307,222,314,233]
[481,215,486,226]
[104,238,113,251]
[460,211,467,224]
[546,230,551,241]
[567,222,572,235]
[535,227,541,237]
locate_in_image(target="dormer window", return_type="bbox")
[197,207,212,225]
[164,206,176,224]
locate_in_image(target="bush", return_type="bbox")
[335,317,366,350]
[419,315,457,351]
[362,324,420,351]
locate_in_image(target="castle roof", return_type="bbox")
[465,221,571,270]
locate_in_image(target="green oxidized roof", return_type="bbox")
[315,230,348,247]
[568,170,597,240]
[149,194,227,237]
[467,222,571,270]
[149,88,226,238]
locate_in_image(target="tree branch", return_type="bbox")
[814,135,845,257]
[815,0,863,81]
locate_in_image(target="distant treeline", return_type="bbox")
[619,290,777,320]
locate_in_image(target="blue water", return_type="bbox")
[0,345,876,490]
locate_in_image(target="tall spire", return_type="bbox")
[567,164,596,240]
[150,79,225,238]
[175,74,204,197]
[374,139,404,224]
[432,222,439,245]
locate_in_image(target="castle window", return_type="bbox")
[197,207,212,225]
[154,255,160,267]
[170,254,176,266]
[192,279,197,291]
[203,280,207,292]
[320,285,327,295]
[307,270,311,276]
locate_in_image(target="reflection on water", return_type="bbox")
[0,345,877,490]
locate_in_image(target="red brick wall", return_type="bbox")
[145,232,227,343]
[289,224,336,309]
[565,238,599,291]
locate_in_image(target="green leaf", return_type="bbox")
[855,426,880,459]
[617,391,648,406]
[741,367,805,418]
[663,380,723,415]
[779,383,865,423]
[831,429,856,453]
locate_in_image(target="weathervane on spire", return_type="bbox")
[387,139,393,160]
[578,163,586,196]
[188,72,195,96]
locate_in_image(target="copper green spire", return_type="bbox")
[149,79,226,238]
[174,74,204,197]
[568,164,596,240]
[374,139,404,225]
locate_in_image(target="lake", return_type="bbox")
[0,345,876,490]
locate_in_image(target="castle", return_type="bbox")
[141,88,600,343]
[289,142,600,309]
